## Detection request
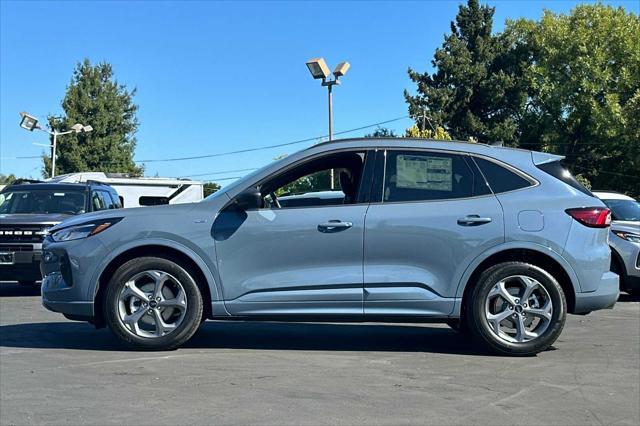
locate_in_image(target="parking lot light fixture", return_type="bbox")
[19,112,39,131]
[18,111,93,178]
[306,58,331,80]
[305,58,350,189]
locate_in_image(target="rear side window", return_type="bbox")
[474,157,533,194]
[535,161,593,196]
[383,151,483,202]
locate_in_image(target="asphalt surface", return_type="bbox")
[0,283,639,426]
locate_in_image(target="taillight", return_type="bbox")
[565,207,611,228]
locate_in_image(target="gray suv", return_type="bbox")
[0,181,121,285]
[41,139,619,355]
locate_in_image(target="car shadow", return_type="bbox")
[0,282,41,297]
[0,320,493,356]
[618,293,640,302]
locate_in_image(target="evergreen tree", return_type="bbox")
[44,59,143,177]
[405,0,528,145]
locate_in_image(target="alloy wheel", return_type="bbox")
[484,275,553,344]
[117,270,188,338]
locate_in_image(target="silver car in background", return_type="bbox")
[594,191,640,295]
[40,138,619,355]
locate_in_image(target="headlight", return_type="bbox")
[612,231,640,243]
[50,218,122,242]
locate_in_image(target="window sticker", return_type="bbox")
[396,154,452,191]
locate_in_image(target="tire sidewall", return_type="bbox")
[469,262,567,356]
[104,257,203,350]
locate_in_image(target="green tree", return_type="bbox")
[510,4,640,195]
[0,174,17,185]
[44,59,143,177]
[405,124,453,140]
[405,0,529,145]
[365,127,398,138]
[203,182,221,197]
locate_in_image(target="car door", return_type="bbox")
[363,149,504,316]
[213,149,374,316]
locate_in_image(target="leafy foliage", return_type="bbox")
[276,170,332,196]
[365,127,398,138]
[405,0,528,145]
[509,4,640,195]
[43,59,143,177]
[406,1,640,196]
[405,125,453,140]
[203,182,221,197]
[0,174,17,185]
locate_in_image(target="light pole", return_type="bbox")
[19,112,93,178]
[305,58,350,141]
[305,58,350,189]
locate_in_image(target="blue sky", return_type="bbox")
[1,0,637,184]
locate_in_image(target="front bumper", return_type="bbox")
[0,244,42,282]
[574,271,619,314]
[40,236,106,319]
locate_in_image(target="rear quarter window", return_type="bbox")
[535,161,593,196]
[473,157,534,194]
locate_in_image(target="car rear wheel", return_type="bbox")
[467,262,566,356]
[104,257,203,350]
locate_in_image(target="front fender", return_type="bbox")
[87,238,222,303]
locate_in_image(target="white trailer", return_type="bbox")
[49,172,204,208]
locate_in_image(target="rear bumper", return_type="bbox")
[573,271,619,314]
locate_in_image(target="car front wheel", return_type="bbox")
[104,257,203,350]
[467,262,567,356]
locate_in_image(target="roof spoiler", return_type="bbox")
[531,151,564,166]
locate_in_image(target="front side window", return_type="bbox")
[91,191,107,211]
[99,191,116,209]
[0,189,86,215]
[382,151,477,202]
[260,151,366,209]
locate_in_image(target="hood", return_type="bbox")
[47,202,201,232]
[0,213,72,226]
[610,220,640,234]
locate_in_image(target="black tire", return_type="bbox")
[18,280,37,286]
[104,256,203,351]
[466,262,567,356]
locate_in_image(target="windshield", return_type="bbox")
[601,199,640,222]
[202,155,291,201]
[0,189,87,215]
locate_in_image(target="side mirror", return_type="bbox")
[235,187,262,210]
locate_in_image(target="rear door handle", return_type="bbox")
[317,220,353,233]
[457,215,492,226]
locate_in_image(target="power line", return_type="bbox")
[179,167,259,178]
[135,115,410,163]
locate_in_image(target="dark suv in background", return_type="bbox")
[0,180,121,285]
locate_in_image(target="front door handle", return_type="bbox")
[317,220,353,233]
[457,215,492,226]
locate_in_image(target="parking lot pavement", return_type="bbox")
[0,283,638,426]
